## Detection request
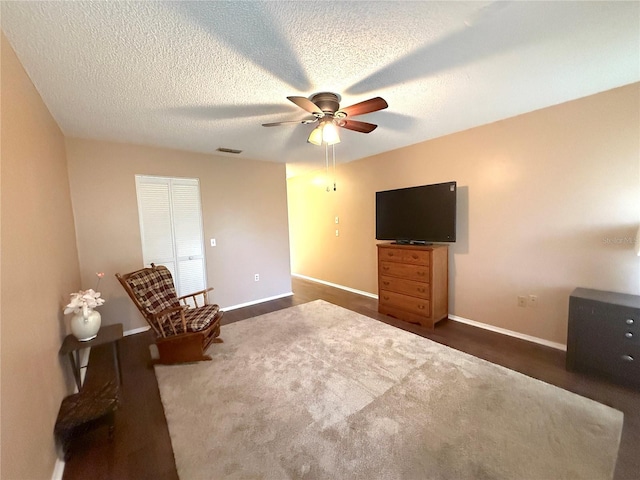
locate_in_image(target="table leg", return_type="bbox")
[113,340,123,387]
[68,352,82,391]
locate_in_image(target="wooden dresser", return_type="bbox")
[377,243,449,328]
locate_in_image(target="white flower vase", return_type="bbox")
[70,309,102,341]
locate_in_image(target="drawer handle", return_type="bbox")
[383,296,389,301]
[387,252,395,257]
[418,305,425,310]
[382,281,390,286]
[622,354,634,362]
[418,271,426,276]
[626,318,634,325]
[417,288,426,293]
[383,266,389,271]
[412,254,419,259]
[625,332,633,339]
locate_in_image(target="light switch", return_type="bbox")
[335,216,339,224]
[210,238,216,247]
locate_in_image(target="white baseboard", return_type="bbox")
[222,292,294,312]
[448,314,567,351]
[293,274,566,351]
[51,458,65,480]
[120,293,297,334]
[292,273,378,299]
[124,325,150,336]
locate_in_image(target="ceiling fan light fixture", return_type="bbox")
[323,122,340,145]
[307,125,323,145]
[270,92,386,147]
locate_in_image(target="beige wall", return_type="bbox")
[288,83,640,346]
[1,34,81,478]
[66,138,292,333]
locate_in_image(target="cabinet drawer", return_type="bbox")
[379,275,429,299]
[379,261,429,281]
[574,342,640,384]
[379,248,403,263]
[402,250,430,266]
[379,290,431,317]
[378,248,430,266]
[599,304,639,343]
[570,300,640,346]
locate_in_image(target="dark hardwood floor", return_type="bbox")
[63,277,640,479]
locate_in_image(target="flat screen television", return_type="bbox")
[376,181,457,244]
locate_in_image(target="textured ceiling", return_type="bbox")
[2,1,639,176]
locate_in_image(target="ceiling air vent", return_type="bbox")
[217,147,243,154]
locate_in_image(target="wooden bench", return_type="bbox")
[54,380,120,460]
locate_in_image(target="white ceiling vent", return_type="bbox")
[216,147,243,155]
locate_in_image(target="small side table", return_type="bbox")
[54,379,120,460]
[60,323,123,390]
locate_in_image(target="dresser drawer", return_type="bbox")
[570,299,640,346]
[379,290,431,317]
[379,275,429,299]
[574,341,640,384]
[378,248,430,266]
[402,250,430,265]
[379,261,429,282]
[598,304,639,344]
[379,248,403,263]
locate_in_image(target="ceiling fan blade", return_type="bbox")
[339,97,388,117]
[287,96,323,115]
[339,119,378,133]
[262,118,317,127]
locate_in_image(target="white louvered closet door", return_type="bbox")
[135,176,206,304]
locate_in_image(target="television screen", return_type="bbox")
[376,181,457,243]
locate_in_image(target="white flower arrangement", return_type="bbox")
[64,272,106,317]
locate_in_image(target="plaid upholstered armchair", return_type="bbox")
[116,264,223,364]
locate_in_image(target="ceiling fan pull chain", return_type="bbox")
[332,144,337,192]
[325,143,330,193]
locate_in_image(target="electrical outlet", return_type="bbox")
[517,296,527,307]
[335,229,339,237]
[335,216,339,224]
[254,274,259,282]
[529,295,538,308]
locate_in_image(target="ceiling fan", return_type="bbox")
[262,92,388,145]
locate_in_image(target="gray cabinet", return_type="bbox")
[567,288,640,389]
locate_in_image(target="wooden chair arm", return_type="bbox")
[178,287,214,307]
[150,305,186,336]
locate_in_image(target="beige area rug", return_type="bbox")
[155,300,623,480]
